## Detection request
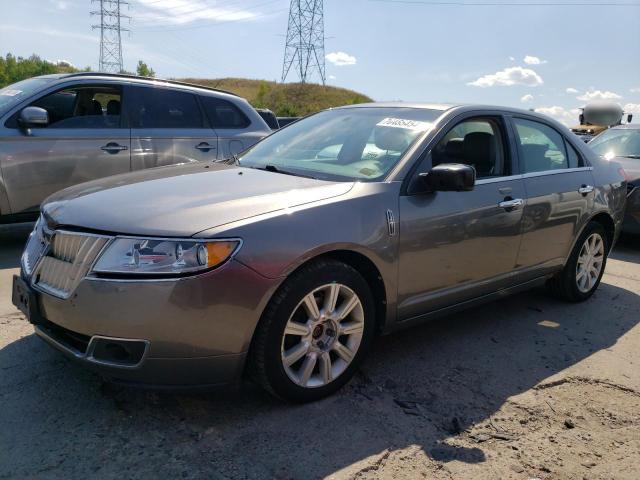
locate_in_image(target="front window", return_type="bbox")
[0,77,55,115]
[238,107,441,182]
[589,128,640,159]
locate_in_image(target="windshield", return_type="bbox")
[589,128,640,159]
[238,107,441,182]
[0,77,55,115]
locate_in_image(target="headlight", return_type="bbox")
[92,238,240,276]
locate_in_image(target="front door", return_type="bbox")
[0,84,130,214]
[397,115,525,320]
[127,86,218,170]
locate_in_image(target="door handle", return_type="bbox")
[195,142,215,152]
[498,198,524,210]
[579,184,594,195]
[100,142,128,153]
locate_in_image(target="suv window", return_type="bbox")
[200,96,250,129]
[27,85,122,128]
[431,117,506,177]
[514,118,574,173]
[129,87,202,129]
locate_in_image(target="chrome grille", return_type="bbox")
[21,218,48,276]
[33,231,110,299]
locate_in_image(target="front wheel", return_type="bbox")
[248,260,375,402]
[548,222,609,302]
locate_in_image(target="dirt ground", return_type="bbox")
[1,223,638,480]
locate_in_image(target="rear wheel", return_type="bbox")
[548,222,609,302]
[249,260,375,402]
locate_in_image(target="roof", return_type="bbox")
[336,101,456,111]
[333,102,569,126]
[56,72,239,97]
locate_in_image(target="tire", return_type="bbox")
[547,221,609,302]
[248,259,375,402]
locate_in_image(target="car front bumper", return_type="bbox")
[27,259,279,387]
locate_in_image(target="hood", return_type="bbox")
[42,162,353,237]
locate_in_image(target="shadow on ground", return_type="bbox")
[1,269,638,478]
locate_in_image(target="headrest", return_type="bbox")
[374,126,410,152]
[463,132,496,175]
[106,99,121,115]
[444,138,464,160]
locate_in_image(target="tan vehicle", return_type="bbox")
[571,102,633,142]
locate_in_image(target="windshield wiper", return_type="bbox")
[256,164,318,180]
[620,154,640,159]
[214,154,241,166]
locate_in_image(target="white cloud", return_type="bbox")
[630,86,640,93]
[521,94,534,103]
[524,55,547,65]
[577,89,622,101]
[325,51,357,66]
[467,66,543,88]
[535,106,581,126]
[50,0,69,10]
[328,75,336,80]
[624,103,640,114]
[136,0,257,25]
[566,87,579,94]
[509,56,515,61]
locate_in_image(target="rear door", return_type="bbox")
[397,113,526,320]
[509,116,595,278]
[199,95,255,159]
[127,85,218,170]
[0,83,130,214]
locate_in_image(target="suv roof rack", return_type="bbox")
[60,72,239,97]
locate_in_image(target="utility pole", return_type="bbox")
[281,0,326,85]
[91,0,129,73]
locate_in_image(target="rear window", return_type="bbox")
[129,87,202,129]
[200,96,250,129]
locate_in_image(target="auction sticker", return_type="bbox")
[0,89,22,96]
[376,117,432,131]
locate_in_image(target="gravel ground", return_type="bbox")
[1,223,639,480]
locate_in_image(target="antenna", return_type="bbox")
[91,0,129,73]
[281,0,326,85]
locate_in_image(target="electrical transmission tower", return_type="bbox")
[281,0,326,85]
[91,0,129,73]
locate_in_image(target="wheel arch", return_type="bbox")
[256,248,389,338]
[587,211,616,253]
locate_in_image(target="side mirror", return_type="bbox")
[19,106,49,128]
[628,114,633,124]
[419,163,476,192]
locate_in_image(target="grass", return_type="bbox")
[177,77,373,117]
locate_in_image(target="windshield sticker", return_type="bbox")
[0,89,22,97]
[376,117,432,131]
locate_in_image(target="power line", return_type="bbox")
[282,0,326,85]
[91,0,130,73]
[369,0,640,5]
[134,0,284,31]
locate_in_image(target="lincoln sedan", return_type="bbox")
[13,103,627,402]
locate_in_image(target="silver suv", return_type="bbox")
[0,73,272,223]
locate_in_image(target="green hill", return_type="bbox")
[177,77,373,117]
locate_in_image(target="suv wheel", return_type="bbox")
[249,259,375,402]
[548,221,609,302]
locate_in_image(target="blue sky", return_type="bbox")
[1,0,639,125]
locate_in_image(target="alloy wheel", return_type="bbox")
[280,283,365,388]
[575,233,605,293]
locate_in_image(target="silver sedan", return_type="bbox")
[13,103,627,402]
